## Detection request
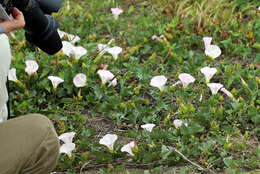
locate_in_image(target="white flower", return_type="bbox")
[67,34,80,44]
[73,73,87,88]
[25,60,39,75]
[111,7,123,20]
[141,124,155,132]
[110,78,117,87]
[121,141,135,156]
[97,70,115,84]
[99,134,118,151]
[58,29,80,44]
[150,75,167,91]
[205,45,221,59]
[178,73,195,88]
[173,119,188,128]
[48,76,64,89]
[98,44,109,56]
[200,67,217,83]
[59,132,76,144]
[62,41,87,59]
[207,83,223,95]
[203,37,212,48]
[107,46,122,60]
[8,68,18,82]
[152,35,166,41]
[60,143,76,157]
[258,6,260,11]
[199,94,203,102]
[220,88,234,98]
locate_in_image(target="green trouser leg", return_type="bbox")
[0,114,60,174]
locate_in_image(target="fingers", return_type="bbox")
[0,8,25,33]
[12,8,25,28]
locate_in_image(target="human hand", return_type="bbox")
[0,7,25,34]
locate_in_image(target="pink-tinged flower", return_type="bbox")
[200,67,217,83]
[199,94,203,102]
[59,132,76,144]
[152,35,166,41]
[99,134,118,151]
[178,73,195,88]
[62,41,87,59]
[207,83,223,95]
[48,76,64,89]
[220,88,234,99]
[97,70,115,84]
[173,119,188,128]
[141,124,155,132]
[60,143,76,157]
[111,7,123,20]
[203,37,212,48]
[73,73,87,88]
[107,46,122,60]
[110,78,117,87]
[121,141,136,156]
[25,60,39,75]
[205,45,221,59]
[150,75,167,91]
[8,68,18,82]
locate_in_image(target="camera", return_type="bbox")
[0,0,63,55]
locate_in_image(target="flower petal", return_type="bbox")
[207,83,223,95]
[141,124,155,132]
[99,134,118,151]
[178,73,195,88]
[59,132,76,144]
[150,75,167,91]
[73,73,87,88]
[8,68,18,82]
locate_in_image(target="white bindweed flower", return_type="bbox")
[110,78,117,87]
[58,29,80,44]
[8,68,18,82]
[205,45,221,59]
[59,143,76,157]
[67,34,80,44]
[71,46,87,59]
[200,67,217,83]
[203,37,212,48]
[111,7,123,20]
[150,75,167,91]
[73,73,87,88]
[178,73,195,88]
[97,70,115,85]
[59,132,76,144]
[220,88,234,99]
[199,94,203,102]
[48,76,64,89]
[121,141,135,156]
[99,134,118,151]
[141,124,155,132]
[173,119,188,128]
[258,6,260,11]
[152,35,166,41]
[107,46,122,60]
[25,60,39,75]
[207,83,223,95]
[98,44,109,56]
[62,41,87,59]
